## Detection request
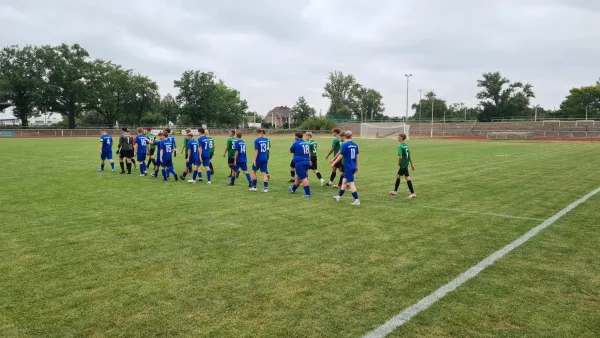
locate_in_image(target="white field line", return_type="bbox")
[380,200,543,221]
[364,186,600,338]
[418,205,544,221]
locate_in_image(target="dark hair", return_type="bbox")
[236,131,243,138]
[198,127,205,134]
[333,128,341,134]
[165,128,171,133]
[295,131,304,139]
[186,133,193,138]
[399,133,407,140]
[230,129,235,136]
[256,129,265,134]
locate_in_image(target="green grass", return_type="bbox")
[0,136,599,337]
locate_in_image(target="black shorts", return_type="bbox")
[290,159,296,168]
[398,167,410,176]
[210,153,213,159]
[185,151,188,160]
[149,148,155,156]
[119,149,134,159]
[228,157,234,165]
[334,160,343,169]
[310,156,318,170]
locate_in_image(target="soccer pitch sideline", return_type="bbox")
[1,136,599,337]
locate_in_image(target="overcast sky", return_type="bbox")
[1,0,599,117]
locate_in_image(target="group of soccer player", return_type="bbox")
[98,127,417,204]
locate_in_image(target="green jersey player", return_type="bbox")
[325,128,342,186]
[305,132,325,186]
[206,130,215,175]
[224,130,237,177]
[390,133,416,198]
[145,128,157,169]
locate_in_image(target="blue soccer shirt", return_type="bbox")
[235,139,248,163]
[290,139,310,163]
[341,141,359,170]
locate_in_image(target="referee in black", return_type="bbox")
[117,127,134,174]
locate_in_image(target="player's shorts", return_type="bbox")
[137,152,146,162]
[290,159,295,168]
[236,162,248,172]
[149,148,155,156]
[119,149,134,159]
[100,150,112,161]
[295,160,311,180]
[210,153,213,159]
[310,156,318,170]
[334,160,343,169]
[162,158,173,168]
[397,167,410,177]
[344,168,357,183]
[184,151,188,160]
[228,157,234,166]
[252,160,268,173]
[201,157,211,167]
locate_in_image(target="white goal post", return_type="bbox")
[360,122,410,139]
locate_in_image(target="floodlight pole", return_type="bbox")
[405,74,412,122]
[418,89,423,121]
[430,92,435,138]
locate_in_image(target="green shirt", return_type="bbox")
[182,137,188,152]
[332,137,341,156]
[226,137,236,158]
[398,142,411,168]
[146,133,156,150]
[266,137,271,156]
[340,140,345,165]
[208,136,215,155]
[308,139,318,157]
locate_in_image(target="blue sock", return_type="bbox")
[192,170,197,180]
[339,189,345,196]
[170,167,176,176]
[154,169,158,176]
[304,185,311,196]
[245,173,252,183]
[101,164,104,170]
[292,184,298,192]
[140,163,146,174]
[252,179,257,188]
[110,162,114,170]
[352,191,359,199]
[198,172,202,179]
[182,171,187,179]
[162,169,167,179]
[264,182,268,189]
[207,170,211,182]
[230,176,235,185]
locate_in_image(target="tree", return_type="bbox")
[0,45,46,127]
[410,91,447,120]
[174,70,217,125]
[85,60,134,127]
[476,72,535,122]
[357,87,385,120]
[126,73,160,125]
[322,71,361,117]
[212,80,247,127]
[40,43,91,129]
[559,85,600,118]
[291,96,316,126]
[158,94,180,125]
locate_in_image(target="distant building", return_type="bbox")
[0,105,61,126]
[264,106,293,127]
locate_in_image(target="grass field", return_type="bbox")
[1,136,599,337]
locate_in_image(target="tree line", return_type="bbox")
[0,44,249,128]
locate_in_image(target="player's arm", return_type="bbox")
[99,139,103,153]
[224,140,230,157]
[233,150,239,165]
[409,153,415,170]
[331,153,343,167]
[325,146,334,159]
[253,149,258,165]
[355,154,360,173]
[398,154,403,167]
[187,148,191,162]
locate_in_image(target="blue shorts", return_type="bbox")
[137,152,146,162]
[100,151,112,161]
[344,168,357,183]
[295,160,311,180]
[162,158,173,168]
[236,162,248,172]
[252,160,268,173]
[189,156,201,167]
[201,157,211,167]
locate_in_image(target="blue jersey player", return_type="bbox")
[98,129,115,172]
[165,128,177,158]
[185,133,201,184]
[229,132,253,187]
[134,127,149,176]
[251,129,270,192]
[289,132,312,198]
[197,127,212,184]
[331,131,360,205]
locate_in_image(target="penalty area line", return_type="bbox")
[417,205,544,221]
[364,186,600,338]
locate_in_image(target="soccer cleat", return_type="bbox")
[174,175,179,181]
[179,175,185,180]
[111,169,115,172]
[120,171,126,175]
[207,181,211,185]
[262,189,268,193]
[333,195,340,202]
[351,200,361,206]
[320,178,325,186]
[139,174,144,177]
[326,182,332,186]
[288,178,295,183]
[249,187,257,191]
[289,186,295,194]
[303,195,311,198]
[163,178,168,181]
[187,179,196,184]
[389,191,398,196]
[198,178,203,182]
[408,193,417,199]
[227,183,235,186]
[98,169,103,172]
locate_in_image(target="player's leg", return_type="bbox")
[242,164,252,186]
[119,154,125,173]
[327,163,337,186]
[203,158,212,184]
[348,180,360,205]
[170,163,178,181]
[209,153,215,175]
[390,171,402,196]
[161,164,168,180]
[250,164,258,191]
[125,153,132,174]
[189,164,199,183]
[289,159,296,183]
[131,158,137,169]
[337,166,345,189]
[311,156,325,186]
[138,153,146,176]
[99,152,106,172]
[197,159,204,181]
[261,162,269,192]
[228,164,238,186]
[406,174,416,198]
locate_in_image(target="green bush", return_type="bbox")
[300,118,335,131]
